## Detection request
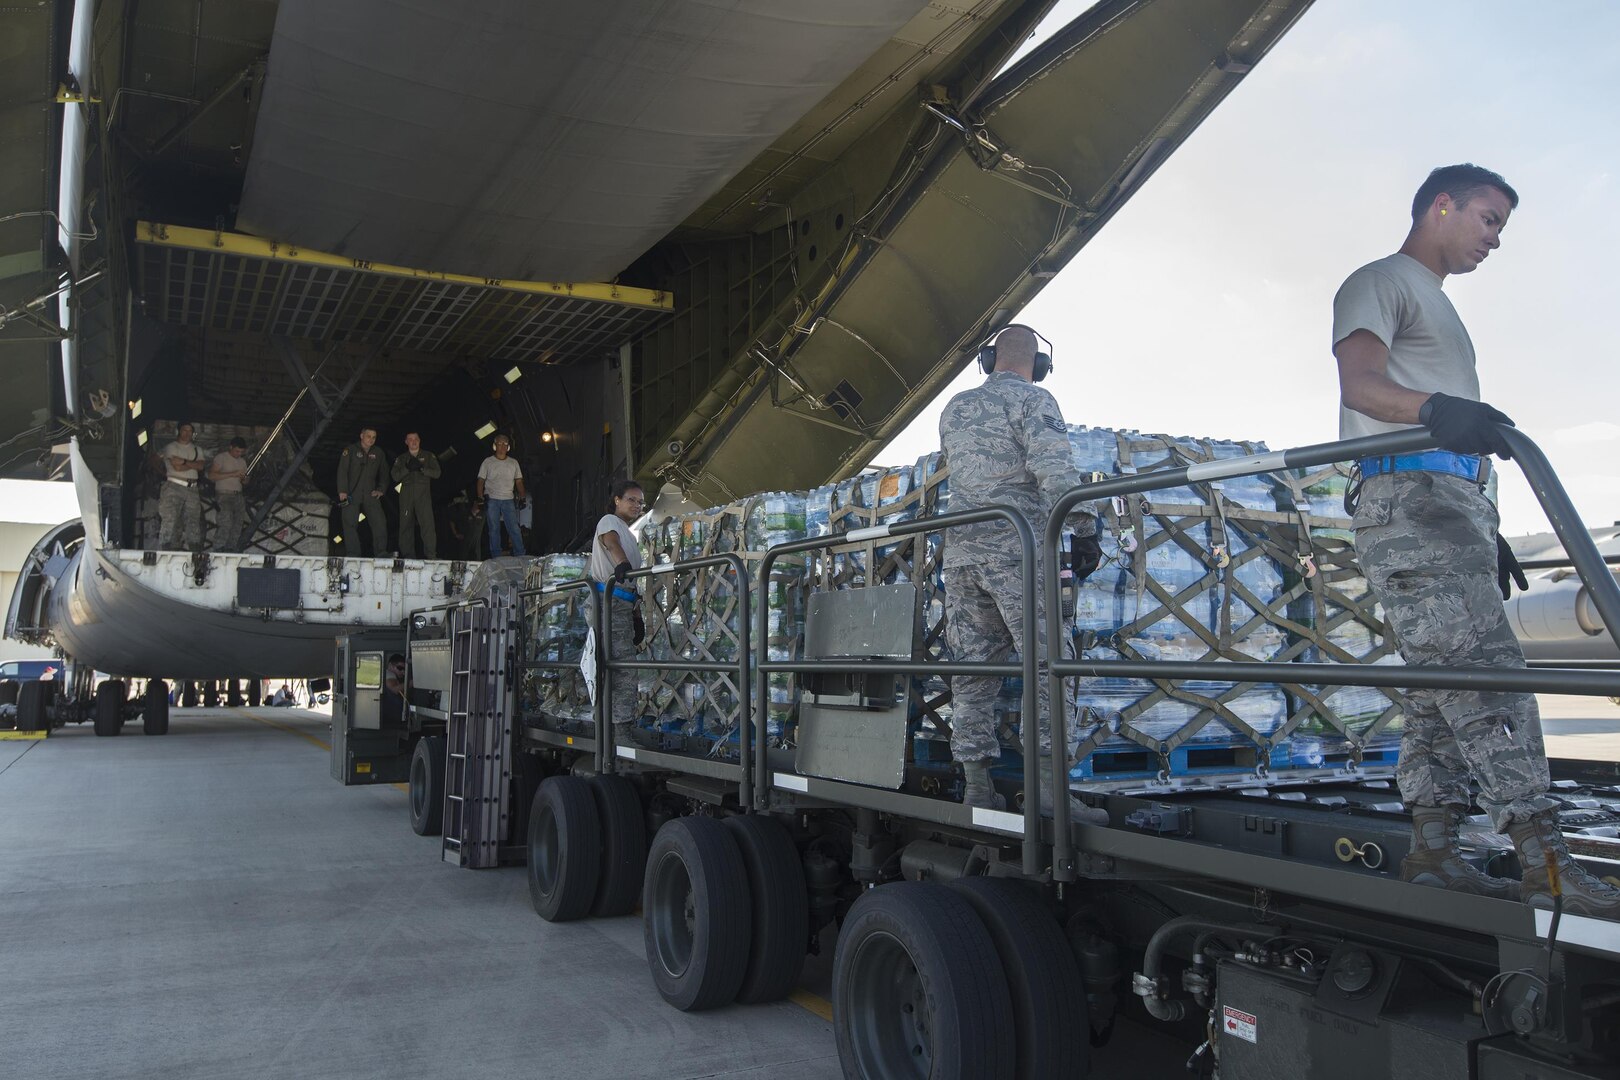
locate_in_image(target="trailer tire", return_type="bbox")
[16,680,48,732]
[948,876,1089,1079]
[409,736,445,836]
[144,681,169,735]
[0,680,17,706]
[725,813,808,1004]
[834,882,1015,1080]
[94,680,125,737]
[642,816,751,1011]
[181,681,197,707]
[528,776,601,922]
[246,680,261,707]
[588,774,646,917]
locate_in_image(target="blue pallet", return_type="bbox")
[1070,738,1295,783]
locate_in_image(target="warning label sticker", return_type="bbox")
[1222,1005,1257,1044]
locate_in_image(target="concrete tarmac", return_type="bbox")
[20,698,1611,1078]
[0,709,840,1080]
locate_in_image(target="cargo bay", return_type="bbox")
[4,2,1620,1080]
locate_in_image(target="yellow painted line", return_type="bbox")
[0,730,47,741]
[233,708,329,752]
[789,989,833,1022]
[136,221,673,311]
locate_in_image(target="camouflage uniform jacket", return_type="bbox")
[938,371,1095,565]
[336,442,388,496]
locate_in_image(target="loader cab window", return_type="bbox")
[354,652,383,691]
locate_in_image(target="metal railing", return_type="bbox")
[754,505,1051,875]
[1042,426,1620,881]
[516,553,752,797]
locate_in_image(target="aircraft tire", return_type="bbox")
[587,773,646,917]
[246,680,261,707]
[724,813,808,1004]
[0,680,17,706]
[948,876,1089,1079]
[181,681,197,708]
[226,680,243,708]
[527,776,601,922]
[16,681,47,732]
[833,882,1014,1080]
[202,681,219,708]
[408,736,445,836]
[642,816,751,1012]
[94,680,125,737]
[144,681,169,735]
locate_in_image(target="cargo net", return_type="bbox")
[518,556,594,728]
[514,426,1405,782]
[1067,430,1403,781]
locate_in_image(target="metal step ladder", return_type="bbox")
[442,600,516,868]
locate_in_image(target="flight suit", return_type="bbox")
[391,449,441,558]
[336,442,389,555]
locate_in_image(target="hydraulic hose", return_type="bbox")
[1134,916,1278,1023]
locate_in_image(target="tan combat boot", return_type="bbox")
[1399,805,1519,900]
[1508,808,1620,919]
[961,759,1005,810]
[1036,756,1108,826]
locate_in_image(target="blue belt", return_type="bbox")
[592,581,638,603]
[1358,451,1485,483]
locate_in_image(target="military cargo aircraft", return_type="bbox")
[1,0,1314,713]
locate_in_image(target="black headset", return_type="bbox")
[976,323,1054,382]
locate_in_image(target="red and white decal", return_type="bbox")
[1222,1005,1257,1044]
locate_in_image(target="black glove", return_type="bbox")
[515,497,528,511]
[613,559,631,584]
[406,455,422,472]
[1069,532,1104,584]
[1496,533,1528,601]
[1419,392,1515,459]
[632,608,646,647]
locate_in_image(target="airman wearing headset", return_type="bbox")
[938,324,1104,823]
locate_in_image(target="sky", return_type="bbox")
[878,0,1620,536]
[2,1,1616,537]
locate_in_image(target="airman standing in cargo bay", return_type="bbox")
[938,324,1106,823]
[336,426,389,556]
[1335,163,1618,917]
[157,421,206,550]
[392,432,441,559]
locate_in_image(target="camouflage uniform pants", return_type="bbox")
[158,482,201,550]
[942,554,1073,763]
[214,492,246,552]
[605,596,639,728]
[1353,471,1554,831]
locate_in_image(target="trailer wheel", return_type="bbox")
[246,680,261,707]
[144,681,170,735]
[948,876,1089,1079]
[16,681,48,732]
[725,814,808,1004]
[94,680,126,737]
[588,774,647,917]
[834,883,1015,1080]
[202,681,219,708]
[0,680,17,706]
[181,681,197,707]
[642,816,751,1011]
[527,776,601,922]
[226,680,243,708]
[409,736,446,836]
